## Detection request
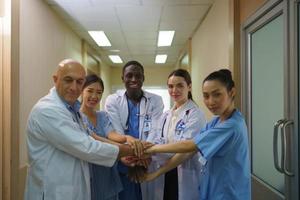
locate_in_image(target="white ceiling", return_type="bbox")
[45,0,214,67]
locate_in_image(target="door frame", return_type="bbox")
[241,0,299,199]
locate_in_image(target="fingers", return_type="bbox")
[127,138,155,157]
[142,141,154,149]
[120,156,139,167]
[128,166,147,183]
[129,139,144,158]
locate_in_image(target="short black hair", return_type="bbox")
[122,60,144,75]
[83,74,104,91]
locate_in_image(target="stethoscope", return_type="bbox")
[124,94,150,135]
[67,106,91,135]
[160,109,191,138]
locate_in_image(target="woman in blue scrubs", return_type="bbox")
[143,69,251,200]
[80,74,123,200]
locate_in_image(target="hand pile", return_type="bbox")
[121,139,155,182]
[121,140,153,168]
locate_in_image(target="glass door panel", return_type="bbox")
[251,14,285,194]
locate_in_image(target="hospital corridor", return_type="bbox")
[0,0,299,199]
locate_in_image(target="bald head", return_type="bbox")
[53,59,86,105]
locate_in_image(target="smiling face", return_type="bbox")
[82,82,103,109]
[53,61,86,105]
[122,64,144,94]
[167,75,191,107]
[202,80,235,117]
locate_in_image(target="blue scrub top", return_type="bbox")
[193,110,251,200]
[82,111,123,200]
[118,99,140,174]
[118,99,142,200]
[126,99,140,138]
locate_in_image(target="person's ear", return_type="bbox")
[142,74,145,82]
[188,83,192,92]
[121,75,124,82]
[53,75,58,84]
[230,88,236,99]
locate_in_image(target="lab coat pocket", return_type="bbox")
[55,185,74,200]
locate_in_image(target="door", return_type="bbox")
[241,0,299,199]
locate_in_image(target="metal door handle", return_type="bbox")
[273,119,285,173]
[282,120,294,177]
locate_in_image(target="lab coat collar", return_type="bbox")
[50,87,81,112]
[170,99,197,115]
[116,89,153,100]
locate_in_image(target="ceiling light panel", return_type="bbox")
[88,31,111,46]
[157,31,175,47]
[109,55,123,63]
[155,54,168,63]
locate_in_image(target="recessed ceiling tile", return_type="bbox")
[126,39,156,46]
[128,45,156,52]
[121,20,159,32]
[130,49,156,55]
[116,5,161,21]
[80,20,121,32]
[124,31,157,40]
[91,0,140,6]
[141,0,191,6]
[189,0,214,4]
[162,5,210,21]
[53,0,93,5]
[159,20,199,31]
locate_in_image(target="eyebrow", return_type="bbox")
[168,82,185,86]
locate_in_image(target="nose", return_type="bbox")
[91,92,99,99]
[207,97,216,106]
[172,87,177,93]
[69,80,78,91]
[130,75,138,82]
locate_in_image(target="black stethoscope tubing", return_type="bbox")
[125,95,148,131]
[160,109,190,138]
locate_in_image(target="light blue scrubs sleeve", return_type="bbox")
[193,120,235,161]
[97,111,114,137]
[31,107,119,167]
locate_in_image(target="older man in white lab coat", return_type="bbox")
[24,59,134,200]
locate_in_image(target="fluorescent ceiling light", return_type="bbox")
[157,31,175,47]
[109,49,120,52]
[155,54,167,64]
[88,31,111,47]
[109,55,123,63]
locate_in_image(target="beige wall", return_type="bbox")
[19,0,83,168]
[18,0,102,198]
[86,54,100,75]
[111,66,174,89]
[191,0,233,119]
[1,0,13,199]
[100,61,112,109]
[240,0,268,23]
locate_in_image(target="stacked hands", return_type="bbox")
[122,138,157,183]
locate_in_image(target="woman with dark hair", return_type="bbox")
[147,69,206,200]
[80,74,145,200]
[143,69,251,200]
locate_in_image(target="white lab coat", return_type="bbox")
[105,90,164,200]
[147,99,206,200]
[24,87,119,200]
